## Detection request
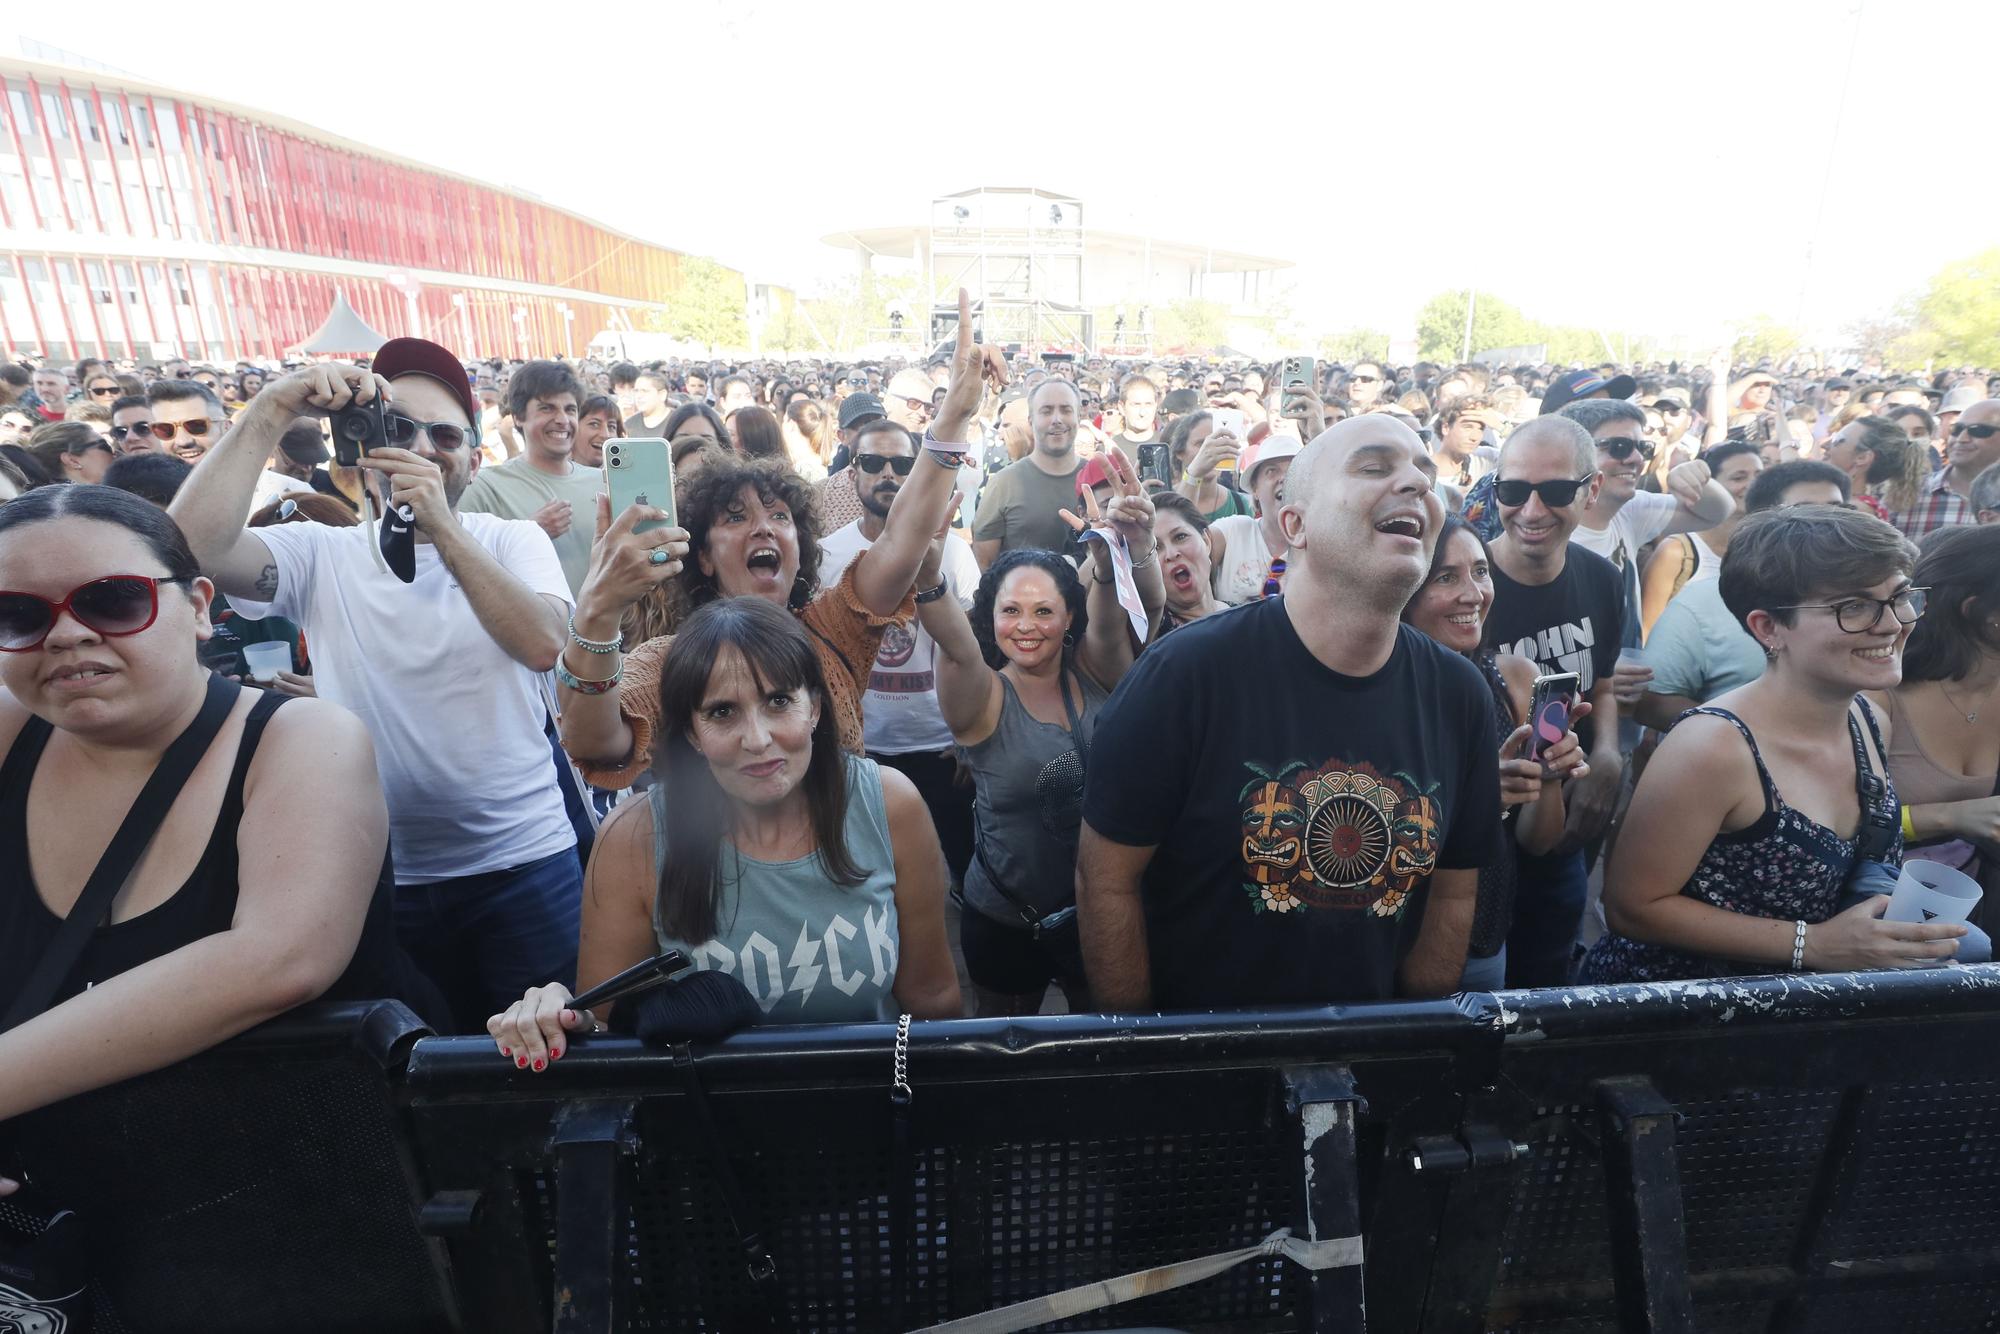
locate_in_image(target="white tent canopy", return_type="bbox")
[294,291,387,356]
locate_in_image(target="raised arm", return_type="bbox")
[1062,450,1161,689]
[0,698,386,1122]
[852,288,1007,616]
[1655,459,1733,537]
[912,535,1003,746]
[558,494,690,773]
[170,365,387,599]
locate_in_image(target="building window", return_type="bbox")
[6,88,33,134]
[134,105,154,149]
[41,92,66,138]
[73,94,99,142]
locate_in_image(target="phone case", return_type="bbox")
[606,438,675,534]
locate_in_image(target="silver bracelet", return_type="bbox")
[568,614,621,655]
[1791,919,1808,971]
[1130,548,1157,570]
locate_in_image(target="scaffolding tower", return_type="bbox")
[923,187,1093,352]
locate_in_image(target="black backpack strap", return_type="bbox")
[1847,697,1899,864]
[1,673,242,1033]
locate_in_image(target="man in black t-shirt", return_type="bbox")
[1480,415,1624,988]
[1079,416,1501,1010]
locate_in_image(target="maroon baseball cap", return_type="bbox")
[373,337,478,428]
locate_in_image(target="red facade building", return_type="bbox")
[0,52,715,362]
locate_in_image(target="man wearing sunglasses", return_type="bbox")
[1893,399,2000,541]
[819,420,982,884]
[108,395,157,456]
[1481,415,1627,988]
[884,368,939,436]
[171,337,587,1032]
[146,379,230,461]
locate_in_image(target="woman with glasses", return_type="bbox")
[23,422,116,486]
[0,485,416,1175]
[1581,506,1965,983]
[82,374,122,405]
[1872,526,2000,929]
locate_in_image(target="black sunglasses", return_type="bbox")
[854,453,916,476]
[1493,475,1595,508]
[1597,436,1655,462]
[108,423,150,441]
[1950,422,1999,441]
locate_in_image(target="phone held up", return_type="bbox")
[1526,671,1580,765]
[606,438,676,534]
[1136,443,1173,489]
[1280,355,1316,397]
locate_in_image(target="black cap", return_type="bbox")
[838,392,886,430]
[1539,369,1638,415]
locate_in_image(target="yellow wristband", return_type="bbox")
[1900,805,1917,842]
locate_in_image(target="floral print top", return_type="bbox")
[1579,700,1899,985]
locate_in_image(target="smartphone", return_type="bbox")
[1526,671,1580,764]
[1281,355,1315,395]
[606,437,675,534]
[1137,443,1173,488]
[1209,407,1248,440]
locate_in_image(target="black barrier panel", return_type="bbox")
[25,967,2000,1334]
[8,1000,454,1334]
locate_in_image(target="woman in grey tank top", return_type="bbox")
[914,455,1164,1016]
[488,599,961,1064]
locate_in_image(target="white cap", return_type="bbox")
[1240,435,1303,484]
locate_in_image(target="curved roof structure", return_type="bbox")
[821,223,1290,275]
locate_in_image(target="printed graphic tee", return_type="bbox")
[1483,544,1624,754]
[1082,599,1501,1008]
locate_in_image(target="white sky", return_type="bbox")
[12,0,1999,346]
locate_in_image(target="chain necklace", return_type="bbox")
[1939,676,2000,724]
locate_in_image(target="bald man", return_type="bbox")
[1077,415,1501,1010]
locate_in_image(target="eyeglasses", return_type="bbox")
[1349,374,1382,384]
[1772,586,1928,635]
[1597,436,1656,462]
[108,423,152,442]
[1261,556,1287,600]
[853,453,915,476]
[1950,422,1999,441]
[148,418,215,441]
[1493,475,1595,508]
[383,411,469,452]
[1655,403,1689,417]
[903,397,935,418]
[0,575,192,652]
[88,384,120,397]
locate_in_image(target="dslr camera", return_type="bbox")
[330,398,389,467]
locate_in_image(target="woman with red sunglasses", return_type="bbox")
[0,486,418,1192]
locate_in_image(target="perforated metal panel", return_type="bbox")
[1816,1077,2000,1263]
[14,1047,447,1334]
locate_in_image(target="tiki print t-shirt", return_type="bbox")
[1082,598,1501,1009]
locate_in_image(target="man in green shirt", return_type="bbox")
[458,360,600,596]
[971,378,1087,567]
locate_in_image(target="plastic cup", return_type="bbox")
[242,642,291,683]
[1884,860,1982,926]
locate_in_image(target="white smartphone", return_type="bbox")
[1209,407,1248,440]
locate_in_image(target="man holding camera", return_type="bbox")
[171,337,581,1031]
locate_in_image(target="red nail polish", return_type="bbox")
[516,1055,527,1069]
[551,1047,563,1060]
[532,1059,546,1071]
[501,1046,511,1057]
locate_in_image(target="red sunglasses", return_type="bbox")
[0,575,192,652]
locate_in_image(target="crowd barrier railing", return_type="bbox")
[23,965,2000,1333]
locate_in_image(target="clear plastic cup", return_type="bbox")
[242,642,291,683]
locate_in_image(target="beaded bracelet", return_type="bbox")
[556,660,622,696]
[1791,919,1809,971]
[568,615,621,655]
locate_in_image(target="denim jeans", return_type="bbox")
[394,847,583,1033]
[1507,848,1588,989]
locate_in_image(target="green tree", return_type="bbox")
[1318,328,1392,363]
[646,256,748,353]
[1153,299,1229,354]
[1731,315,1804,364]
[1904,247,2000,366]
[1414,290,1535,363]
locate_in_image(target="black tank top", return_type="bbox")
[0,689,417,1017]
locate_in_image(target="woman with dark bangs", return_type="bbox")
[489,598,961,1059]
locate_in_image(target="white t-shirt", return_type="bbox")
[251,469,313,513]
[818,521,980,754]
[230,514,577,884]
[1210,514,1282,606]
[1570,490,1680,584]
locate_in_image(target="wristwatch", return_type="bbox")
[915,581,950,604]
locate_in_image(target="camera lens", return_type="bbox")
[336,414,367,442]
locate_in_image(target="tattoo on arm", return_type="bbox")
[254,563,279,598]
